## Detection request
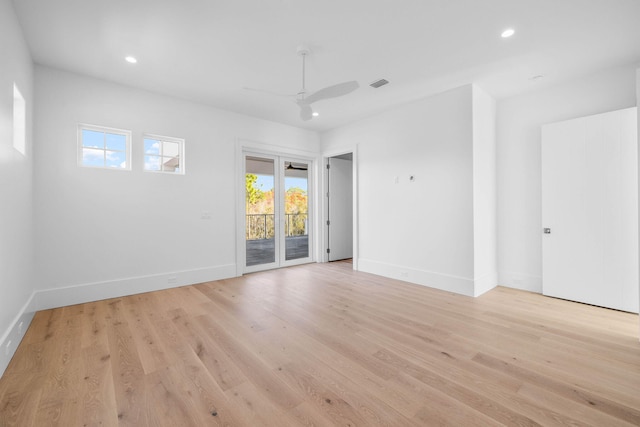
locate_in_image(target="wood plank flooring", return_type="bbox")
[1,260,639,426]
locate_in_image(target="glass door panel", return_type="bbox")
[284,160,309,261]
[245,156,277,268]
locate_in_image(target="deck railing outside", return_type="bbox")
[246,213,308,240]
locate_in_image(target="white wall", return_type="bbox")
[472,86,497,296]
[33,66,319,309]
[0,0,35,376]
[497,64,639,292]
[322,85,478,295]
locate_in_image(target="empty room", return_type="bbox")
[1,0,640,425]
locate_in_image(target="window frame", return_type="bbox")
[142,133,185,175]
[77,123,132,171]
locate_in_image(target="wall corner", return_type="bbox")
[471,85,498,296]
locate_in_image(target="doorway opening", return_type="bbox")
[326,153,353,262]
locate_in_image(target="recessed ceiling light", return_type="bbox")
[501,28,515,38]
[125,56,137,64]
[312,112,319,117]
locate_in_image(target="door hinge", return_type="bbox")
[326,163,330,169]
[326,248,331,254]
[326,220,330,226]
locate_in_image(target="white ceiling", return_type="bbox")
[12,0,640,132]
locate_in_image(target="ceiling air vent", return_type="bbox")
[369,79,389,88]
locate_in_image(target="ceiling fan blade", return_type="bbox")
[286,162,308,171]
[242,86,296,97]
[299,103,314,121]
[304,81,359,105]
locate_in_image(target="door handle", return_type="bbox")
[543,228,551,234]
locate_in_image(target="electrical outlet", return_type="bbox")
[201,211,212,220]
[5,341,11,356]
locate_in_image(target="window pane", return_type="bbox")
[82,148,104,166]
[106,150,126,168]
[79,125,131,170]
[162,156,180,172]
[163,141,180,157]
[106,133,126,151]
[144,155,161,171]
[82,130,104,148]
[13,84,26,155]
[144,138,160,154]
[143,135,184,174]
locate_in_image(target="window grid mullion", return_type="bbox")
[102,132,107,167]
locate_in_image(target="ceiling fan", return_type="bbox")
[245,46,359,121]
[286,162,307,171]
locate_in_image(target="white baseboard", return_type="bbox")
[35,264,237,311]
[358,258,476,296]
[0,292,37,378]
[498,270,543,293]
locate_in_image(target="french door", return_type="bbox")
[244,152,312,273]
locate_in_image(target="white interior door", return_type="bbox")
[541,107,638,313]
[328,156,353,261]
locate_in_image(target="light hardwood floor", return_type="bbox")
[1,261,639,426]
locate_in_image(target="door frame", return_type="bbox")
[236,140,318,276]
[322,145,359,270]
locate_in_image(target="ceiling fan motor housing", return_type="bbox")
[296,46,311,56]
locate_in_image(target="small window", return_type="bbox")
[143,134,184,174]
[78,124,131,170]
[13,84,26,155]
